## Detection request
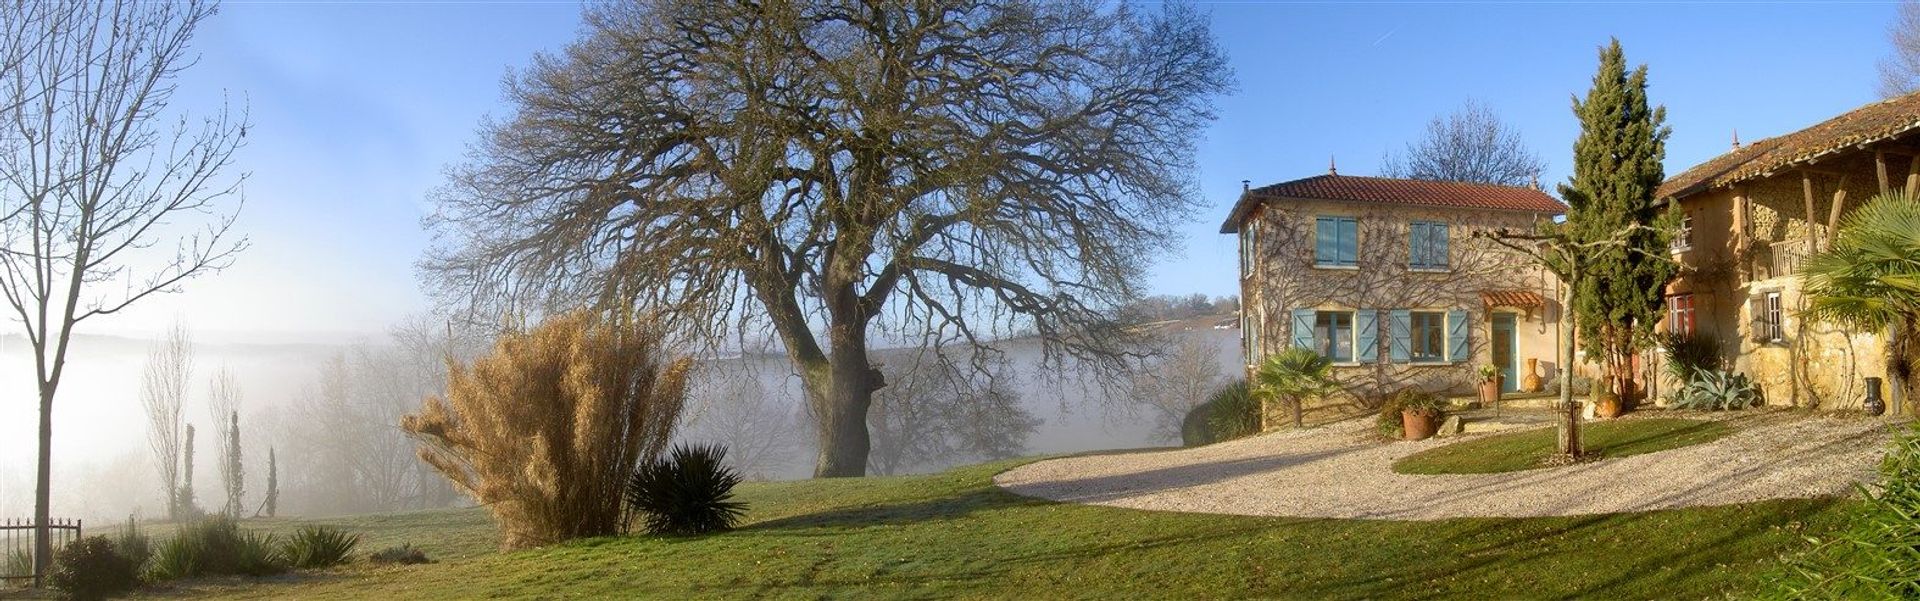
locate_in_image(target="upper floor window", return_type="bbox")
[1668,294,1696,337]
[1239,218,1260,279]
[1409,221,1449,270]
[1315,216,1358,268]
[1673,214,1694,251]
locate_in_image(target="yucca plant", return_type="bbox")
[147,534,200,581]
[626,443,747,536]
[1253,348,1341,429]
[147,517,287,580]
[1181,381,1256,447]
[282,525,359,569]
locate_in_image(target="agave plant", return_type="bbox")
[1671,369,1761,411]
[625,443,747,536]
[1253,347,1341,429]
[282,525,359,569]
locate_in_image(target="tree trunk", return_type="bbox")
[1289,396,1303,429]
[1556,289,1583,456]
[812,335,877,478]
[32,381,52,587]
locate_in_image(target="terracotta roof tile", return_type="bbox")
[1219,174,1566,233]
[1661,91,1920,199]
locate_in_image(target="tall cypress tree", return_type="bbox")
[1560,38,1677,401]
[265,447,278,518]
[226,411,243,518]
[180,423,197,518]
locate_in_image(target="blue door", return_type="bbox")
[1492,313,1517,393]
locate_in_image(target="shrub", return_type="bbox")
[282,525,359,569]
[49,536,139,601]
[147,517,287,580]
[1669,369,1760,411]
[1181,381,1256,447]
[1765,424,1920,599]
[368,544,431,565]
[403,310,692,550]
[627,443,748,535]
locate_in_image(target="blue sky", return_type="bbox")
[115,0,1901,341]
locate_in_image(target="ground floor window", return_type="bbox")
[1761,292,1783,343]
[1409,311,1446,362]
[1669,294,1696,337]
[1314,311,1354,362]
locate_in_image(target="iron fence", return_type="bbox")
[1,518,82,585]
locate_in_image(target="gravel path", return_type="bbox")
[995,410,1899,520]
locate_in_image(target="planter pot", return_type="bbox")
[1521,358,1543,393]
[1595,394,1625,419]
[1402,409,1441,441]
[1478,380,1500,407]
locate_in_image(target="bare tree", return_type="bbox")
[1884,1,1920,98]
[1125,333,1225,442]
[207,367,242,517]
[0,0,246,581]
[866,351,1037,476]
[1382,100,1546,187]
[424,1,1231,477]
[140,322,193,521]
[680,367,807,480]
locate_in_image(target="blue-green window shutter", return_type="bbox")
[1355,310,1378,362]
[1432,224,1449,268]
[1290,309,1315,350]
[1447,309,1469,362]
[1338,218,1358,266]
[1315,218,1336,266]
[1388,310,1411,363]
[1408,223,1428,268]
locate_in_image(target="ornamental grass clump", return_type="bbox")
[403,310,691,550]
[282,525,359,569]
[1766,423,1920,598]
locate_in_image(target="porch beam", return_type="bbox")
[1803,171,1820,254]
[1827,173,1850,245]
[1908,154,1920,199]
[1878,151,1891,195]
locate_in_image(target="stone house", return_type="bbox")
[1657,92,1920,412]
[1221,170,1567,428]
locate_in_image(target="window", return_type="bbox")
[1409,221,1449,270]
[1409,311,1446,362]
[1668,294,1696,337]
[1313,311,1354,362]
[1761,292,1783,343]
[1239,219,1259,279]
[1315,216,1358,267]
[1673,214,1694,251]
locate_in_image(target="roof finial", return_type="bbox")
[1241,179,1250,193]
[1732,129,1740,151]
[1328,155,1338,176]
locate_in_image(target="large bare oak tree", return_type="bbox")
[425,1,1230,477]
[0,0,246,582]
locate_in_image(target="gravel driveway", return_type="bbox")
[994,410,1899,519]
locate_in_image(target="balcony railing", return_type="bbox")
[1752,238,1812,281]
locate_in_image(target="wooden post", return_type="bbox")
[1907,154,1920,198]
[1803,171,1820,254]
[1878,151,1891,195]
[1828,174,1850,245]
[1732,188,1751,281]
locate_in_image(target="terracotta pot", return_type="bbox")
[1596,394,1625,419]
[1521,358,1543,393]
[1479,380,1500,407]
[1402,409,1440,441]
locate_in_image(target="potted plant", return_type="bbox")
[1395,390,1446,441]
[1476,364,1501,407]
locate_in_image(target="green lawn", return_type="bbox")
[1395,418,1734,475]
[115,455,1850,600]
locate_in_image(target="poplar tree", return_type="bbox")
[225,412,243,518]
[180,424,197,517]
[1559,39,1678,403]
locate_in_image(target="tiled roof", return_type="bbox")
[1481,290,1546,309]
[1660,91,1920,200]
[1219,174,1566,233]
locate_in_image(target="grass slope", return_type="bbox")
[147,458,1839,600]
[1395,418,1733,475]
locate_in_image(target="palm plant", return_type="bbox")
[1253,347,1341,429]
[1804,191,1920,403]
